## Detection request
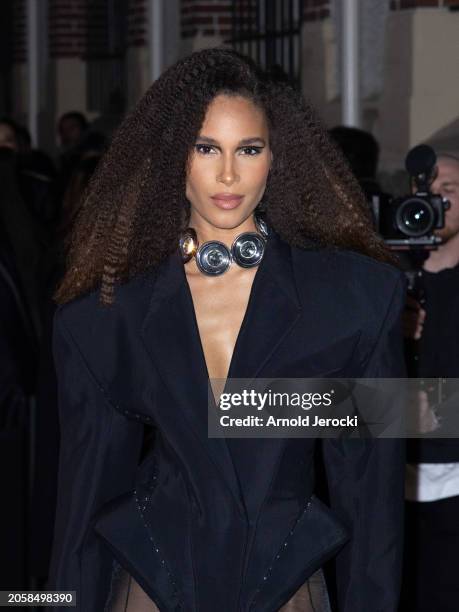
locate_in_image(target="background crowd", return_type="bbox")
[1,49,459,612]
[0,110,106,593]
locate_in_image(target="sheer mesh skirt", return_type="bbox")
[104,559,332,612]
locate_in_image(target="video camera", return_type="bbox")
[371,144,449,250]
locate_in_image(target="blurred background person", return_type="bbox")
[55,111,90,194]
[400,153,459,612]
[0,118,18,150]
[0,117,56,239]
[57,111,89,156]
[0,144,46,338]
[0,145,39,591]
[0,111,104,589]
[30,150,103,589]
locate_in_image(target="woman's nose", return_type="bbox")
[217,155,239,186]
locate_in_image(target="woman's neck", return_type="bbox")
[188,213,258,247]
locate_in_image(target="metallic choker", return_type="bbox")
[178,213,269,276]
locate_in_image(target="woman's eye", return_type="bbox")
[194,144,263,156]
[195,144,215,155]
[240,146,262,156]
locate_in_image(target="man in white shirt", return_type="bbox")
[401,154,459,612]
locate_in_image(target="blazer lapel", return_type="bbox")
[141,248,247,517]
[140,229,303,519]
[221,231,303,519]
[225,230,302,384]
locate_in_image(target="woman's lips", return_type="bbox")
[210,195,244,210]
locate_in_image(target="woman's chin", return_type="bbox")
[191,206,257,231]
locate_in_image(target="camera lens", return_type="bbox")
[395,198,434,237]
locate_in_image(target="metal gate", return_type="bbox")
[230,0,304,86]
[86,0,128,113]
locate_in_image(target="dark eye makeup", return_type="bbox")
[194,144,264,156]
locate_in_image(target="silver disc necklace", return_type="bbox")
[178,213,269,276]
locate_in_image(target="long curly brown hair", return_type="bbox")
[54,47,394,307]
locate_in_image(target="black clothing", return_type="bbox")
[418,264,459,378]
[46,230,406,611]
[407,263,459,463]
[402,495,459,612]
[401,261,459,612]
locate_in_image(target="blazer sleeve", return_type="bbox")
[46,308,145,611]
[321,273,406,612]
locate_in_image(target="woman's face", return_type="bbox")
[0,123,18,151]
[186,94,272,231]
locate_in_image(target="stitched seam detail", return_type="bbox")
[133,453,184,608]
[248,496,314,609]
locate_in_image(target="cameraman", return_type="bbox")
[401,154,459,612]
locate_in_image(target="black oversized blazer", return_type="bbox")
[46,228,406,612]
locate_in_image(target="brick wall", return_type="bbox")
[48,0,87,59]
[181,0,232,39]
[15,0,459,64]
[48,0,145,59]
[128,0,147,47]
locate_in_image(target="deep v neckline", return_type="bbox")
[180,251,267,403]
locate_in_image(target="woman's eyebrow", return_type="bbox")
[196,135,266,146]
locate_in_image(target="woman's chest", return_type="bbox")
[186,268,258,382]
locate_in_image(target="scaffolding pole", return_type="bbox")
[148,0,164,83]
[27,0,39,145]
[341,0,361,127]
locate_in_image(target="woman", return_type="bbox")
[46,48,406,611]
